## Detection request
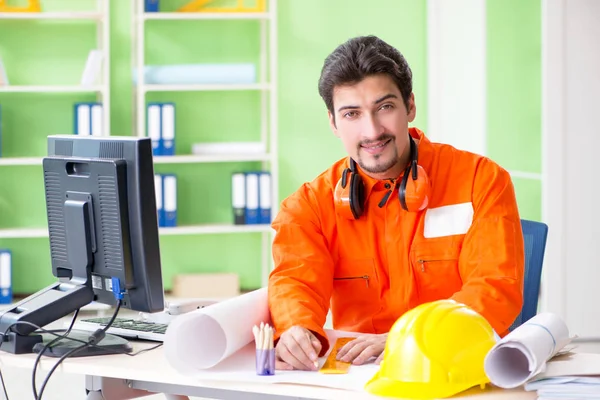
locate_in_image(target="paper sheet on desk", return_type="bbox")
[164,288,270,373]
[484,312,572,389]
[167,327,379,392]
[523,353,600,399]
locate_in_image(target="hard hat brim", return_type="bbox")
[364,372,486,399]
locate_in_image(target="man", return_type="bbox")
[268,35,524,371]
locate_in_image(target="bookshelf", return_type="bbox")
[0,0,111,154]
[0,1,111,294]
[131,0,279,286]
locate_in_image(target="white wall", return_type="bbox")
[427,0,487,156]
[542,0,600,338]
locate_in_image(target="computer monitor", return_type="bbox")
[0,135,164,355]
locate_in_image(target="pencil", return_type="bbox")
[253,323,274,374]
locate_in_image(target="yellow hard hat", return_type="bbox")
[364,300,497,399]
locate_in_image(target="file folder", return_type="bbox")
[258,171,272,224]
[91,103,103,136]
[231,172,246,225]
[145,0,159,12]
[245,172,260,224]
[163,174,177,227]
[155,174,165,227]
[147,103,162,156]
[0,249,12,304]
[161,103,175,156]
[74,103,91,136]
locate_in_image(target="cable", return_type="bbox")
[31,309,80,399]
[0,310,84,400]
[36,343,89,400]
[35,300,122,400]
[0,365,9,400]
[0,278,163,400]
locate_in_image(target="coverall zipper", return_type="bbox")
[417,258,456,272]
[333,275,370,288]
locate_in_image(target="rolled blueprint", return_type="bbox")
[484,313,571,389]
[164,287,270,373]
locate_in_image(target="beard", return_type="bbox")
[356,135,399,174]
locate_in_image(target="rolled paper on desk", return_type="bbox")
[484,312,572,389]
[163,288,270,373]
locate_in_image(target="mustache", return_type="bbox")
[358,134,395,147]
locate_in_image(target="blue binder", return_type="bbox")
[74,102,91,136]
[74,102,102,136]
[258,171,272,224]
[0,249,12,304]
[244,172,260,224]
[231,172,246,225]
[145,0,159,12]
[155,174,165,227]
[163,174,177,227]
[147,103,162,156]
[161,102,175,156]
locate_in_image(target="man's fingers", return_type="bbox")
[310,335,322,355]
[339,340,370,363]
[336,337,362,359]
[375,352,384,365]
[352,345,382,365]
[275,359,294,370]
[286,330,318,368]
[277,343,311,371]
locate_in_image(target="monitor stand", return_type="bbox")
[32,330,133,358]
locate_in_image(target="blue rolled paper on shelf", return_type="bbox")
[133,63,257,85]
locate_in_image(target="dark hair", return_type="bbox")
[318,35,413,116]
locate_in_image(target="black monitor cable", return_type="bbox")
[0,309,83,400]
[31,308,80,400]
[33,299,162,400]
[0,291,164,400]
[0,308,163,400]
[34,299,122,400]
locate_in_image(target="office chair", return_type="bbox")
[509,219,549,331]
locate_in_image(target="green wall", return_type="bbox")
[487,0,542,221]
[0,0,541,294]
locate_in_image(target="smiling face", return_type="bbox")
[328,73,416,180]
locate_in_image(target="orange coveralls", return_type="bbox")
[268,127,525,355]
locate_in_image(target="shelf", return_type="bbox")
[0,153,272,167]
[159,224,273,235]
[0,12,103,21]
[0,157,41,166]
[0,85,103,93]
[142,83,270,92]
[0,224,273,239]
[153,154,272,163]
[0,228,47,239]
[142,12,270,21]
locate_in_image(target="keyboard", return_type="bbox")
[72,317,168,342]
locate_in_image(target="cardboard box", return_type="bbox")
[171,273,240,299]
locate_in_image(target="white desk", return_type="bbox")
[0,340,539,400]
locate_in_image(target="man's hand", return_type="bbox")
[336,334,387,365]
[275,326,322,371]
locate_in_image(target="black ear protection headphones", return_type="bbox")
[333,135,430,219]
